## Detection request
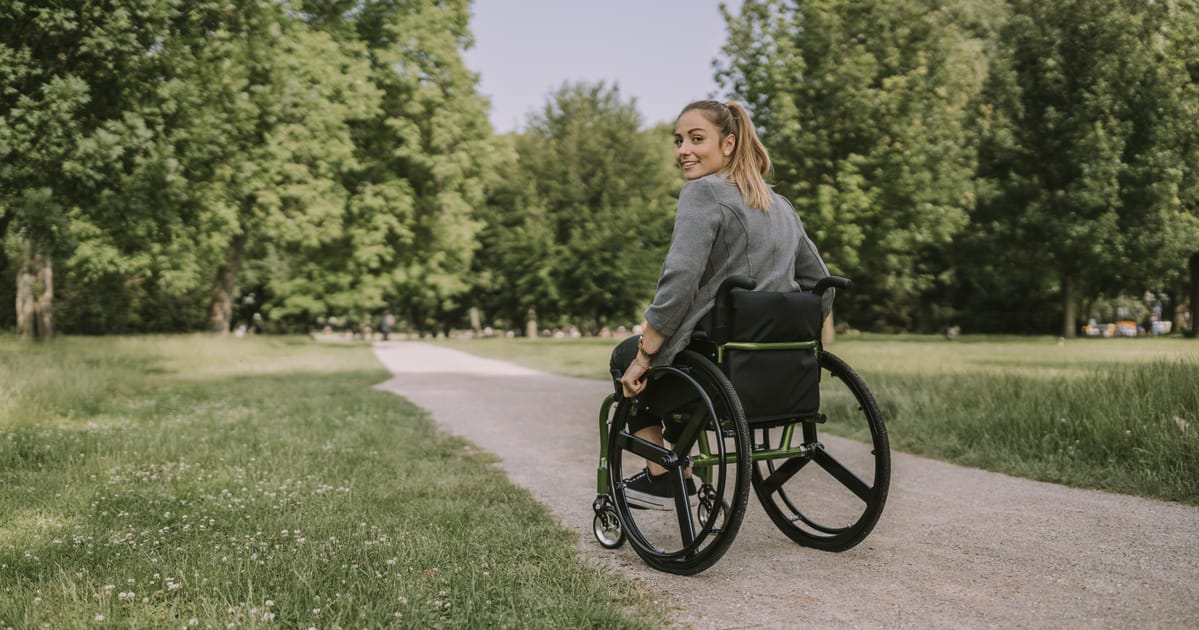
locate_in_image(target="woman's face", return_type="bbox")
[674,109,734,180]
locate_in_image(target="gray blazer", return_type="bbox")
[644,173,832,366]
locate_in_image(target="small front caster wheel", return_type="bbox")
[697,485,730,532]
[593,505,625,549]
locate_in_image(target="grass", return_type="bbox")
[438,334,1199,505]
[0,335,663,629]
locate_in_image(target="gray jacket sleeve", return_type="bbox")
[644,179,721,336]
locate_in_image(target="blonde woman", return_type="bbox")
[611,100,832,509]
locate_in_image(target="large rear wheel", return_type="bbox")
[751,351,889,551]
[608,350,752,575]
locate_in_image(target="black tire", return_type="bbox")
[607,350,752,575]
[750,350,890,551]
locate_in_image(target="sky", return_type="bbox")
[462,1,740,133]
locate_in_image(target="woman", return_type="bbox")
[612,99,833,509]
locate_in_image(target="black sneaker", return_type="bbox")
[623,469,697,510]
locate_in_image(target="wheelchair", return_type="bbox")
[591,276,890,575]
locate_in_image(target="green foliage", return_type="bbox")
[1,0,493,335]
[959,0,1199,335]
[718,0,986,331]
[473,84,679,332]
[180,2,384,332]
[310,0,494,334]
[5,0,1199,336]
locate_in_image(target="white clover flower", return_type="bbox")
[265,600,274,607]
[95,614,105,622]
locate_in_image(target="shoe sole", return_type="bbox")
[623,486,699,511]
[624,490,674,511]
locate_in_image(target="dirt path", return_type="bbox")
[372,341,1199,629]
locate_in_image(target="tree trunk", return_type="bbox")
[207,232,247,335]
[1187,252,1199,338]
[16,237,53,341]
[1062,273,1077,339]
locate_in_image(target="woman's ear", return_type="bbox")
[722,133,736,157]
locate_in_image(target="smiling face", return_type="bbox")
[674,109,735,180]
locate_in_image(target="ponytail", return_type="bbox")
[678,100,773,210]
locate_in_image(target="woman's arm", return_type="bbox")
[644,179,722,338]
[618,321,665,397]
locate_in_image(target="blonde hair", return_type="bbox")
[678,100,773,210]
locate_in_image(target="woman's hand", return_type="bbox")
[620,356,651,398]
[621,324,665,398]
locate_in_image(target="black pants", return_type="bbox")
[609,335,663,435]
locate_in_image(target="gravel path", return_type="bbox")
[372,341,1199,629]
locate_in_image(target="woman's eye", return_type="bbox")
[691,136,704,144]
[673,138,683,146]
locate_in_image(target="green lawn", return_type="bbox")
[0,335,662,629]
[4,333,1193,628]
[439,334,1199,504]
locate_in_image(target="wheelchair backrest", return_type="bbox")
[723,290,823,425]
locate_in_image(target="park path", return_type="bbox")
[372,341,1199,629]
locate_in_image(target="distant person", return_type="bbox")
[608,99,832,509]
[378,307,398,338]
[381,309,395,341]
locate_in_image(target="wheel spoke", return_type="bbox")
[615,431,676,468]
[672,401,711,456]
[759,455,810,495]
[671,471,697,546]
[812,448,872,502]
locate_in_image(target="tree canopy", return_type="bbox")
[3,0,1198,338]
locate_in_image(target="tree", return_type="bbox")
[973,0,1199,337]
[473,83,678,333]
[717,0,987,331]
[1160,0,1199,336]
[1,1,186,339]
[169,4,382,334]
[291,0,496,335]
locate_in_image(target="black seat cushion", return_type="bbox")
[725,291,823,424]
